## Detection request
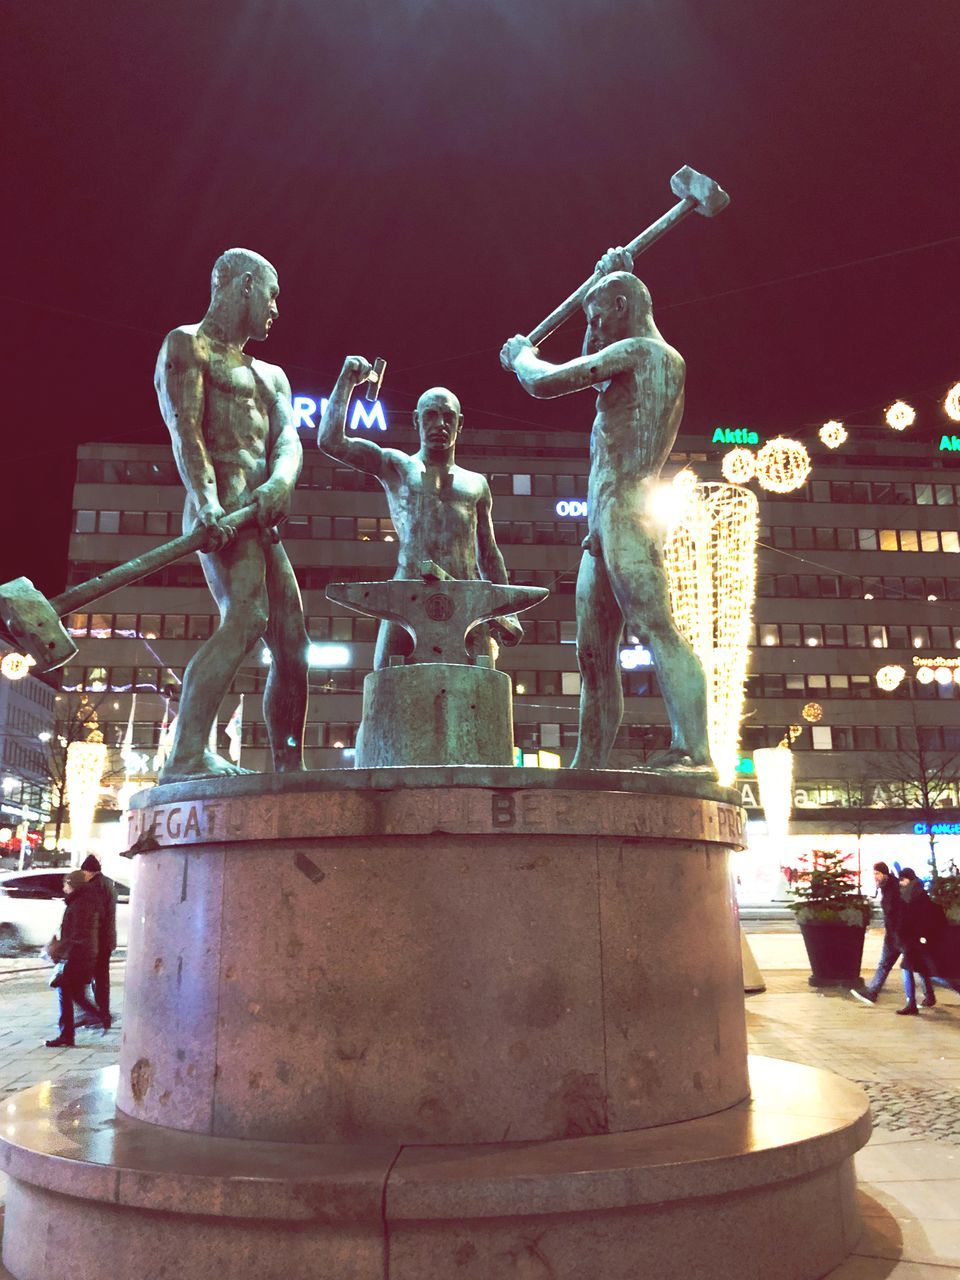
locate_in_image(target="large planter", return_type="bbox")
[798,919,868,987]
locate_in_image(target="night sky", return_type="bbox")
[4,1,959,594]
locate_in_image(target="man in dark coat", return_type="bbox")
[81,854,116,1028]
[850,861,902,1005]
[45,869,103,1047]
[895,868,941,1015]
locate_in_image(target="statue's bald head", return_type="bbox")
[584,271,651,323]
[414,387,462,456]
[210,248,277,298]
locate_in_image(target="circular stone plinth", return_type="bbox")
[119,769,746,1145]
[0,1058,870,1280]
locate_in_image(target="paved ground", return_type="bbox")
[0,933,958,1277]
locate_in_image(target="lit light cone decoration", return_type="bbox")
[664,479,759,786]
[944,383,960,423]
[818,420,847,449]
[876,664,906,691]
[801,702,823,723]
[885,400,915,431]
[721,447,756,484]
[754,437,811,494]
[66,731,107,867]
[754,745,794,843]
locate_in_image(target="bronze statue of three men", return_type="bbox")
[153,244,713,782]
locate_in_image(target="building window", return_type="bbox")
[512,474,532,496]
[811,726,832,750]
[858,529,878,550]
[759,624,778,647]
[561,672,581,696]
[75,511,96,533]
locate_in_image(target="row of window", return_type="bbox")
[0,740,48,777]
[745,672,960,701]
[741,724,960,752]
[753,621,960,650]
[760,525,960,553]
[803,480,960,507]
[757,574,960,602]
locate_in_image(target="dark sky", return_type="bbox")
[4,1,959,594]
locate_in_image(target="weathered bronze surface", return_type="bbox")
[154,249,309,782]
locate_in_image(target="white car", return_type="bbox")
[0,869,130,956]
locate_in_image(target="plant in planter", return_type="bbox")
[929,862,960,981]
[788,849,872,987]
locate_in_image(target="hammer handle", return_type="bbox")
[525,195,695,347]
[51,502,261,617]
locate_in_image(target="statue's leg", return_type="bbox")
[570,549,623,770]
[603,525,712,768]
[373,620,411,671]
[263,541,310,773]
[161,537,269,781]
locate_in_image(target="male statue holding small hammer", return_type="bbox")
[501,249,712,772]
[319,360,520,667]
[154,248,309,781]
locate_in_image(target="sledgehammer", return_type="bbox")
[0,502,263,673]
[525,165,729,346]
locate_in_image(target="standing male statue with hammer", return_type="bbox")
[153,248,309,781]
[319,359,520,668]
[501,249,711,771]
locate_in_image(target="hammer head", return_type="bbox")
[0,577,76,672]
[670,165,730,217]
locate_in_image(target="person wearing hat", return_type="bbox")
[45,869,103,1047]
[81,854,117,1028]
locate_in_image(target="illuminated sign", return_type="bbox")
[555,499,588,518]
[293,396,387,433]
[619,644,652,670]
[712,427,759,446]
[939,435,960,452]
[914,822,960,836]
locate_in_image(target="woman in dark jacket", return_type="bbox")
[895,868,951,1015]
[45,869,104,1047]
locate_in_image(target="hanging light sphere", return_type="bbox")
[0,653,34,681]
[801,702,823,723]
[935,666,954,685]
[944,383,960,424]
[875,664,906,692]
[755,437,812,494]
[818,420,847,449]
[720,447,756,484]
[915,666,935,685]
[885,400,916,431]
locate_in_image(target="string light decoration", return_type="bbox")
[915,666,935,685]
[779,725,803,747]
[754,745,794,843]
[884,400,915,431]
[65,702,106,866]
[754,437,811,493]
[0,653,35,681]
[876,664,906,691]
[818,420,847,449]
[945,383,960,423]
[801,702,823,723]
[720,447,756,484]
[664,481,759,786]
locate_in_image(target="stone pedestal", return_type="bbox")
[0,768,870,1279]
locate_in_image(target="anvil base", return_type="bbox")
[355,662,514,767]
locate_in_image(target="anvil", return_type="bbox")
[326,566,548,664]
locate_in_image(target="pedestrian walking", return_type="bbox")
[895,868,948,1015]
[45,869,103,1047]
[80,854,116,1029]
[851,861,901,1005]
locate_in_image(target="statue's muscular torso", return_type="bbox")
[160,324,282,519]
[587,337,685,532]
[378,453,489,579]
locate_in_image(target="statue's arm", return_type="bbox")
[477,480,523,646]
[252,364,303,528]
[318,357,387,477]
[154,329,225,536]
[500,336,642,399]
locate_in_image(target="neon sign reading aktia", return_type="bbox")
[293,396,387,433]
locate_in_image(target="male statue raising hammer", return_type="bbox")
[501,249,712,771]
[154,248,309,781]
[319,360,520,667]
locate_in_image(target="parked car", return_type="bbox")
[0,868,130,956]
